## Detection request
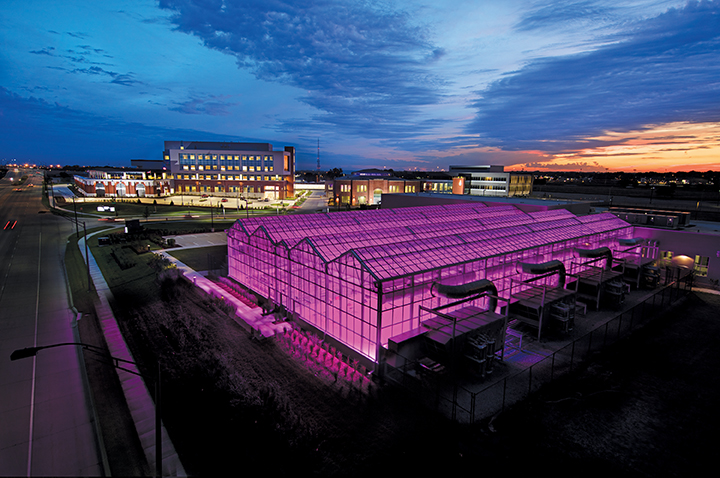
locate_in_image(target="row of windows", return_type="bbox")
[471,185,507,190]
[179,174,282,181]
[472,176,508,182]
[179,154,272,162]
[181,164,274,172]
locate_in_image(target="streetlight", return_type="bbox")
[11,343,164,478]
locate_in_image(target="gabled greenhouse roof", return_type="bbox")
[230,204,631,282]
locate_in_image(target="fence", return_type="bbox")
[385,270,694,423]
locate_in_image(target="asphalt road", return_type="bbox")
[0,171,102,476]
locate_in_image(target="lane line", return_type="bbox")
[26,231,41,477]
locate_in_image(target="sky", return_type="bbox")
[1,0,719,172]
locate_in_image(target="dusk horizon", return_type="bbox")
[2,1,719,173]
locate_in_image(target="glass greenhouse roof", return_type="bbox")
[231,204,631,282]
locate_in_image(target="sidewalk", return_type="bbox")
[158,250,290,338]
[79,233,186,477]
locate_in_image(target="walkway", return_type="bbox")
[158,233,289,338]
[78,233,185,477]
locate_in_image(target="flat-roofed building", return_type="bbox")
[449,165,533,197]
[164,141,295,200]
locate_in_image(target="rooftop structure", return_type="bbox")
[228,204,633,369]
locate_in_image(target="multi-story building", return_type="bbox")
[164,141,295,200]
[328,169,460,207]
[449,165,533,197]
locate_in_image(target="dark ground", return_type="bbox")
[479,291,720,477]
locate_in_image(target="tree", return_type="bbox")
[326,168,344,179]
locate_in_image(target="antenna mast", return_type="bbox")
[317,138,320,171]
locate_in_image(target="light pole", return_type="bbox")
[72,196,79,237]
[11,343,164,478]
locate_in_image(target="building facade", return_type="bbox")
[449,165,533,197]
[164,141,295,200]
[74,166,171,197]
[328,169,459,207]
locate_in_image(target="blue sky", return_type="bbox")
[1,0,719,172]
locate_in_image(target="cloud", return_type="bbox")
[169,94,239,116]
[159,0,446,138]
[29,47,56,56]
[0,87,237,164]
[467,1,720,153]
[515,0,615,32]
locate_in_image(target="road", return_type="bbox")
[0,170,102,476]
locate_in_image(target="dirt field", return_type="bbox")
[109,268,718,475]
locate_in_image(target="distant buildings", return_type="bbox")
[449,165,533,197]
[327,169,462,207]
[74,141,296,199]
[74,164,171,197]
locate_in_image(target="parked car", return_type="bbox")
[221,198,228,202]
[201,194,209,198]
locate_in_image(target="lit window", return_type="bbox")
[190,165,196,170]
[269,166,274,172]
[183,165,189,170]
[249,166,255,172]
[264,176,269,181]
[199,165,204,171]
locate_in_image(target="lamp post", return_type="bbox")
[11,343,163,477]
[72,196,79,237]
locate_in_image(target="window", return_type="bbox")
[190,154,195,160]
[405,185,415,193]
[358,185,367,192]
[183,165,189,170]
[249,166,255,172]
[243,166,248,171]
[269,166,274,172]
[694,255,709,277]
[264,176,269,181]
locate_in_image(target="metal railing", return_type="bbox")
[385,270,693,423]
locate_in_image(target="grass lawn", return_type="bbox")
[166,245,227,271]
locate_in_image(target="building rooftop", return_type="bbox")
[230,203,631,283]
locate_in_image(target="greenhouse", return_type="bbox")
[227,203,635,368]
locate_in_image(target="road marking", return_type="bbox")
[26,231,41,477]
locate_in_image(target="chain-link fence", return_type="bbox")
[385,271,694,423]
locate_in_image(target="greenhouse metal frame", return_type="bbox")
[227,203,634,368]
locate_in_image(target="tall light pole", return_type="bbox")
[11,343,164,478]
[83,222,90,292]
[72,196,79,237]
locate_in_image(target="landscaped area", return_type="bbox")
[65,225,720,476]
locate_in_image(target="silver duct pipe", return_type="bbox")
[517,260,566,288]
[433,279,498,312]
[574,247,613,270]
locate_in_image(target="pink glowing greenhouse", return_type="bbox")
[227,203,637,369]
